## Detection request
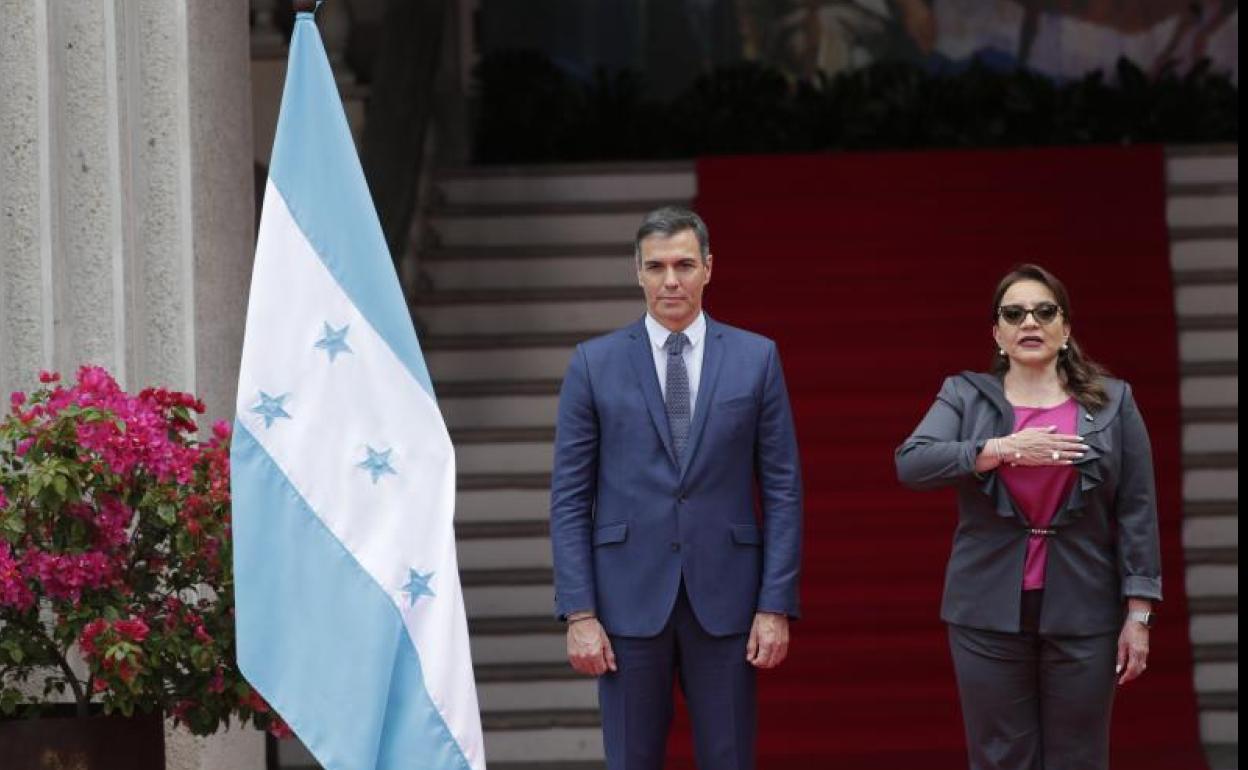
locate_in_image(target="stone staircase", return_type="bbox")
[1166,146,1239,770]
[422,163,697,768]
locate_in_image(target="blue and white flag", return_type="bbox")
[232,9,484,770]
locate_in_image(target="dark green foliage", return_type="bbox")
[473,53,1238,163]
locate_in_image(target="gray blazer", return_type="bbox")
[896,372,1162,636]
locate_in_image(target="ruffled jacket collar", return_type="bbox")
[957,371,1126,527]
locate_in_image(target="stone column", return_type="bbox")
[0,0,253,421]
[0,0,261,766]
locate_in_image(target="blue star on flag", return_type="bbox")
[403,569,436,606]
[251,391,292,428]
[314,322,352,362]
[357,446,397,483]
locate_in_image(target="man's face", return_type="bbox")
[636,229,712,332]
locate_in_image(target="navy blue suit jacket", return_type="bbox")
[550,315,803,637]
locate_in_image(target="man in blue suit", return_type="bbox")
[550,206,803,769]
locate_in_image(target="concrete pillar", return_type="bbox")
[0,1,260,767]
[0,0,252,424]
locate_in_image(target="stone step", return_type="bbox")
[1167,195,1238,228]
[1190,613,1237,646]
[1184,469,1238,502]
[457,441,553,475]
[1186,564,1238,597]
[428,345,574,382]
[483,726,603,764]
[1182,376,1237,408]
[471,630,565,666]
[424,255,636,291]
[1182,423,1238,454]
[1166,151,1239,185]
[465,583,556,619]
[1200,710,1238,748]
[1180,330,1238,362]
[1176,284,1238,316]
[416,297,640,336]
[441,393,559,429]
[429,211,651,248]
[1195,662,1239,693]
[456,488,550,524]
[478,677,597,713]
[458,536,552,572]
[1184,516,1238,550]
[435,161,694,206]
[1170,239,1238,271]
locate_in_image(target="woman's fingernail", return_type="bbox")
[1115,664,1123,674]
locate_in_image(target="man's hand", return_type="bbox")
[566,616,617,676]
[746,611,789,669]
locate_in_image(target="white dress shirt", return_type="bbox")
[645,311,707,420]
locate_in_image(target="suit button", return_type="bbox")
[678,496,687,504]
[670,542,681,552]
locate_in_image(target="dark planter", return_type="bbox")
[0,711,164,770]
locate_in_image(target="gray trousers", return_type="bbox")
[948,592,1118,770]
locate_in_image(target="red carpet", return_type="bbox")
[671,146,1206,768]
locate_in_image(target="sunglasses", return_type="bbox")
[997,302,1063,326]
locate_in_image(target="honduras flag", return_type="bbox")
[232,9,484,770]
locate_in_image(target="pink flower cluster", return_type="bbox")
[79,616,149,683]
[0,542,34,609]
[10,366,205,485]
[22,550,115,604]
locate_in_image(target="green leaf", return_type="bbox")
[158,504,177,526]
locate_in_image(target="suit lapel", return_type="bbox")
[680,318,724,479]
[626,321,678,468]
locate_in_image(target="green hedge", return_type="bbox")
[473,52,1238,163]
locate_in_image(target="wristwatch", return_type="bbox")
[1127,610,1156,628]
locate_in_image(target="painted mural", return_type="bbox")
[480,0,1239,90]
[739,0,1239,81]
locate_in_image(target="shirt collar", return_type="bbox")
[645,311,706,352]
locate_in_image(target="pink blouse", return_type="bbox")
[999,398,1079,590]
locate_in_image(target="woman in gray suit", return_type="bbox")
[896,264,1161,770]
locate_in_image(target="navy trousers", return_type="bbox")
[948,590,1119,770]
[598,583,756,770]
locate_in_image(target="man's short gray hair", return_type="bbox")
[634,206,710,265]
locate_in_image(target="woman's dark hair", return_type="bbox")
[990,264,1110,410]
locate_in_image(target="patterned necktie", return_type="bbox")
[664,332,691,463]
